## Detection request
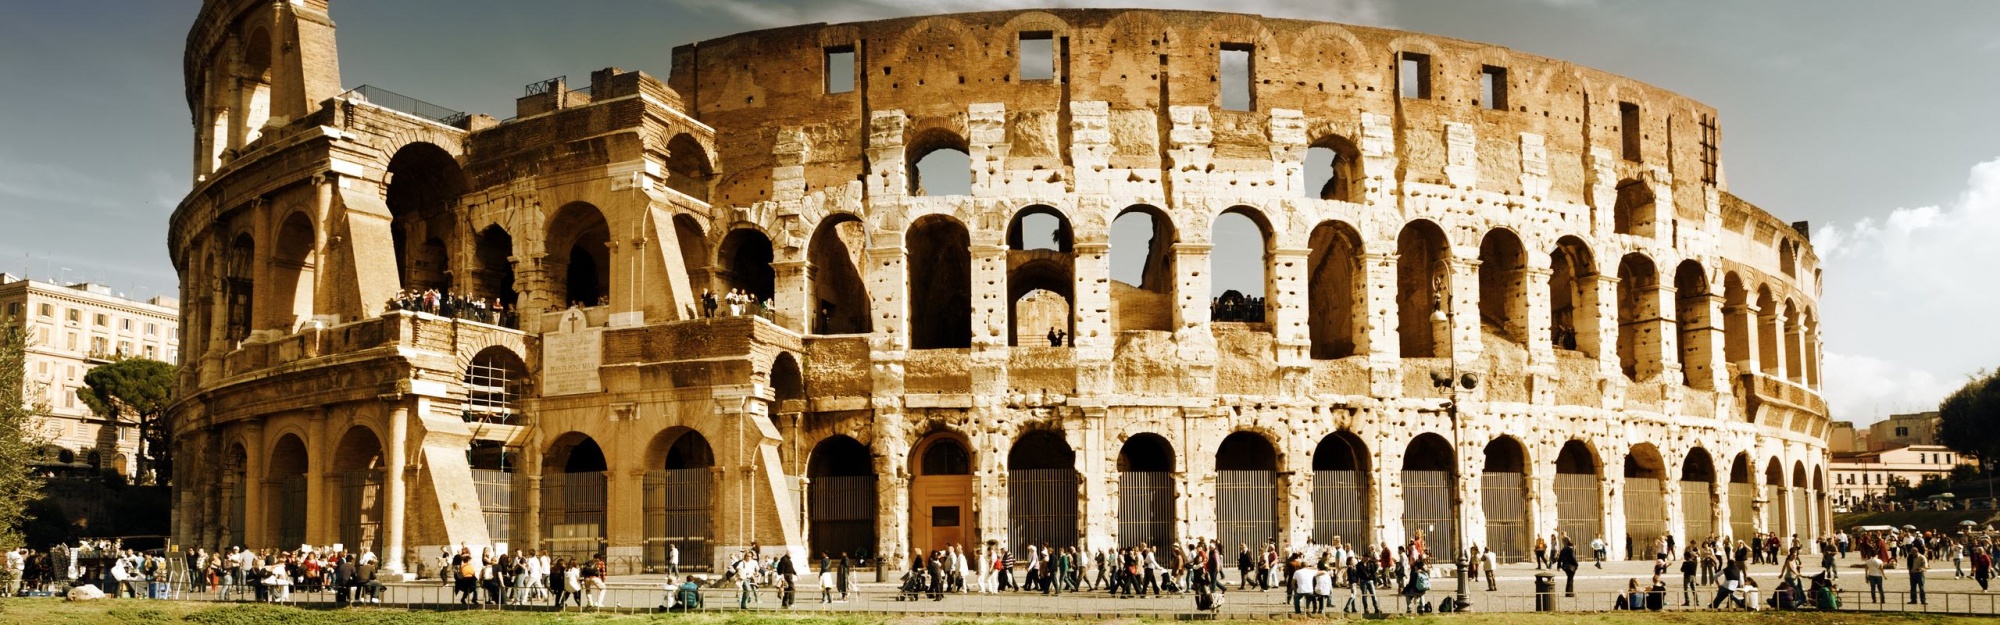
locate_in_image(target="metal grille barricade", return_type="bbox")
[1311,470,1368,548]
[1763,485,1785,539]
[339,469,385,555]
[1401,470,1454,556]
[809,474,878,560]
[644,469,711,571]
[1119,471,1175,549]
[1216,470,1277,552]
[544,471,607,561]
[1730,485,1755,540]
[278,476,309,549]
[1554,473,1602,548]
[1009,468,1079,550]
[1625,477,1666,559]
[470,469,515,545]
[1682,481,1714,543]
[1482,471,1528,562]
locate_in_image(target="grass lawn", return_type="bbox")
[1,600,1998,625]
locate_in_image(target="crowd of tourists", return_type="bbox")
[699,288,773,320]
[385,288,518,328]
[432,546,615,608]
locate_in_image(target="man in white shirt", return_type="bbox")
[669,544,681,577]
[1292,563,1316,614]
[736,553,760,609]
[1480,547,1500,591]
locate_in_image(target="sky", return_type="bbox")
[2,0,1997,424]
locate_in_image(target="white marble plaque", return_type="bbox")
[543,309,604,396]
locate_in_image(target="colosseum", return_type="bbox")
[167,1,1831,576]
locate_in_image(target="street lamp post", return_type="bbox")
[1430,291,1478,612]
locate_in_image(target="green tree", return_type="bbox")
[1939,370,2000,476]
[78,357,176,485]
[0,318,49,549]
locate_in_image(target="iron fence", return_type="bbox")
[1311,470,1368,548]
[810,475,878,560]
[1682,481,1714,543]
[543,471,606,561]
[1009,468,1079,550]
[1554,473,1602,549]
[1730,485,1755,540]
[339,469,384,555]
[1401,470,1454,556]
[644,469,712,571]
[277,476,308,549]
[340,85,467,125]
[1625,477,1666,559]
[1119,471,1175,549]
[1216,470,1277,552]
[469,469,515,546]
[1482,472,1528,562]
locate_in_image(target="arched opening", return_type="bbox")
[1723,273,1751,373]
[268,434,309,549]
[1397,221,1451,358]
[1117,434,1175,548]
[547,202,611,308]
[807,436,876,560]
[673,215,711,309]
[332,427,385,555]
[1307,221,1363,359]
[646,429,714,571]
[384,143,466,292]
[1729,453,1754,540]
[239,27,273,145]
[467,440,517,547]
[1312,431,1370,547]
[1548,237,1596,353]
[464,347,529,424]
[1616,253,1660,381]
[1209,207,1271,324]
[1803,310,1820,389]
[544,434,608,561]
[1624,444,1668,559]
[1554,440,1603,547]
[1007,206,1075,346]
[1779,240,1798,278]
[1674,260,1713,389]
[225,234,255,341]
[223,443,248,548]
[1008,430,1079,550]
[1481,436,1530,561]
[1756,286,1781,376]
[1681,448,1717,543]
[1783,299,1803,383]
[1109,206,1177,333]
[1402,433,1457,556]
[266,212,315,332]
[908,130,971,196]
[1304,136,1361,202]
[1612,180,1655,237]
[909,434,974,555]
[1811,465,1827,541]
[664,133,714,202]
[1216,432,1279,552]
[1477,229,1529,345]
[472,225,518,314]
[808,214,871,334]
[1763,458,1786,542]
[907,215,972,349]
[717,228,776,308]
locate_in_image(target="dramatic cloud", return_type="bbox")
[663,0,1392,29]
[1814,157,2000,423]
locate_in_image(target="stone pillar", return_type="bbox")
[875,413,911,573]
[383,401,409,574]
[1446,259,1482,365]
[522,474,543,552]
[306,412,329,546]
[1173,243,1213,334]
[1663,478,1683,553]
[1078,408,1115,554]
[1784,315,1805,384]
[1759,308,1787,378]
[1360,253,1401,396]
[867,241,909,352]
[1623,281,1671,383]
[1270,247,1311,366]
[1602,469,1627,562]
[1072,240,1112,350]
[1584,275,1620,379]
[1523,267,1556,368]
[970,243,1008,347]
[1725,303,1760,382]
[772,259,809,334]
[1681,293,1727,391]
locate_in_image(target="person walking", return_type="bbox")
[1534,535,1548,570]
[1971,543,1992,591]
[1558,537,1580,597]
[1908,547,1928,605]
[736,553,760,609]
[1864,553,1886,603]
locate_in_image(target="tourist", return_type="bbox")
[1480,546,1498,592]
[1533,535,1548,570]
[1557,537,1579,597]
[1908,544,1928,605]
[1863,552,1886,602]
[1680,548,1699,606]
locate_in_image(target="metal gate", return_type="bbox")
[1217,470,1278,551]
[339,469,384,553]
[543,471,606,561]
[1119,471,1175,548]
[470,469,515,545]
[1482,472,1528,562]
[645,468,711,571]
[809,474,877,559]
[1555,473,1603,549]
[278,475,308,549]
[1681,481,1713,544]
[1401,470,1455,557]
[1010,468,1079,550]
[1625,477,1665,559]
[1791,488,1810,540]
[1729,485,1754,541]
[1762,485,1784,538]
[226,478,246,548]
[1312,470,1368,547]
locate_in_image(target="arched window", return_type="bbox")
[548,203,611,308]
[663,133,713,202]
[1477,229,1528,345]
[473,226,518,316]
[908,130,970,196]
[226,233,255,341]
[808,215,870,334]
[1613,180,1655,237]
[1616,253,1659,380]
[908,215,971,349]
[1110,206,1177,333]
[239,27,273,145]
[1396,221,1450,358]
[1307,221,1363,359]
[1006,206,1074,345]
[1304,136,1361,202]
[464,348,528,424]
[385,143,467,292]
[1210,208,1271,325]
[717,228,776,305]
[267,212,315,332]
[1674,260,1712,389]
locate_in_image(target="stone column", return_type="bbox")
[1523,267,1556,369]
[1759,308,1787,378]
[1663,478,1684,553]
[1680,293,1727,391]
[1360,253,1401,396]
[1071,240,1112,350]
[243,422,266,548]
[1650,284,1681,385]
[382,401,409,574]
[772,259,809,334]
[1725,303,1760,383]
[1446,259,1482,365]
[970,243,1008,348]
[1784,315,1805,384]
[306,412,329,546]
[1173,242,1213,334]
[1584,275,1620,380]
[1270,247,1311,366]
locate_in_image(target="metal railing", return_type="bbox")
[341,85,468,126]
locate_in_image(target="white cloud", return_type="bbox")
[663,0,1392,30]
[1814,157,2000,424]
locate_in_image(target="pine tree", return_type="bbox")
[0,318,48,550]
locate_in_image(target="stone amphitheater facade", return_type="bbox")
[168,1,1830,575]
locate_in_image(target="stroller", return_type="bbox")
[898,569,929,601]
[1191,570,1223,613]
